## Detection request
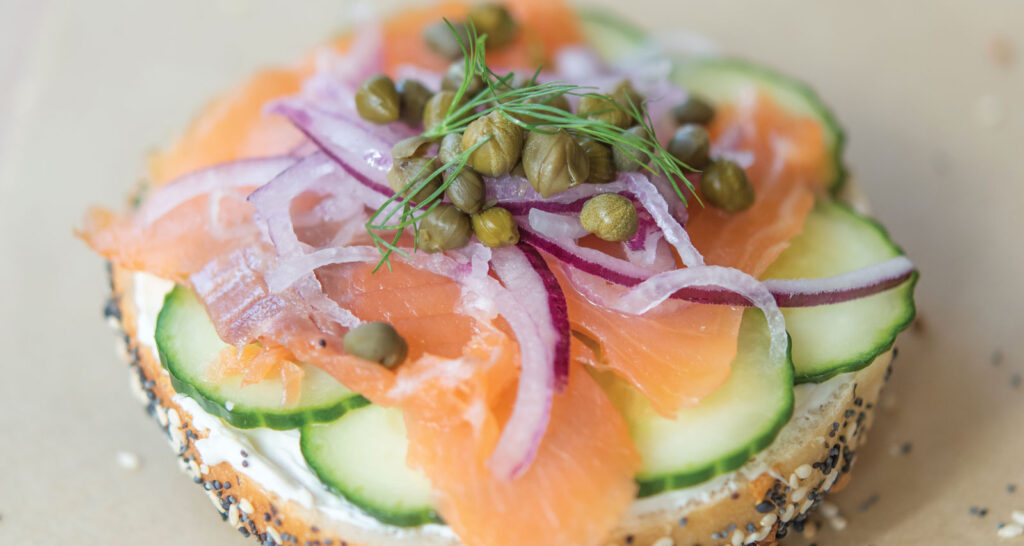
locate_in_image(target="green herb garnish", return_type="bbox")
[364,20,699,270]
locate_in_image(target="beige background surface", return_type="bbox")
[1,0,1022,544]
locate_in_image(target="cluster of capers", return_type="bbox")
[423,3,519,60]
[668,94,756,212]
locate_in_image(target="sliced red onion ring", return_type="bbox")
[614,265,789,363]
[266,245,381,293]
[623,172,704,267]
[137,156,295,225]
[761,256,916,307]
[271,99,408,197]
[527,209,588,240]
[249,153,346,256]
[486,245,569,480]
[518,225,657,286]
[487,174,631,205]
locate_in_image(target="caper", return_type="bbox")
[397,78,432,127]
[700,160,755,212]
[441,60,485,96]
[671,95,715,125]
[667,124,711,169]
[423,21,471,60]
[577,138,616,184]
[577,93,632,129]
[343,322,408,368]
[467,3,518,49]
[445,167,486,214]
[579,193,639,242]
[355,74,400,124]
[471,206,519,248]
[522,128,590,197]
[438,132,463,164]
[612,126,650,172]
[387,157,441,202]
[418,204,472,252]
[462,111,524,177]
[613,79,644,112]
[423,90,466,132]
[391,135,435,159]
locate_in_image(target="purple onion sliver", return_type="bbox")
[517,244,571,391]
[138,156,296,226]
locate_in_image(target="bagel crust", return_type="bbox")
[108,263,895,546]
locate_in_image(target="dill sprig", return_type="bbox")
[364,19,698,269]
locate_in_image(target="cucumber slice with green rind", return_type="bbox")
[577,9,847,192]
[764,200,918,383]
[597,310,795,497]
[300,405,441,527]
[155,286,369,430]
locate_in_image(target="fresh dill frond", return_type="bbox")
[364,18,698,267]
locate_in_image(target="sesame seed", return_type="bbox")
[206,491,226,514]
[115,451,141,470]
[267,527,282,543]
[652,538,673,546]
[167,408,181,429]
[239,498,254,514]
[795,464,813,480]
[155,406,169,427]
[756,501,774,513]
[1012,510,1024,525]
[760,513,778,527]
[228,504,240,528]
[242,460,250,468]
[678,517,687,526]
[171,428,187,452]
[781,504,797,523]
[792,486,809,503]
[1008,484,1018,494]
[820,501,840,518]
[823,469,840,491]
[997,523,1024,538]
[829,515,848,531]
[731,530,744,546]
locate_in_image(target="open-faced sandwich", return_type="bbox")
[80,2,918,545]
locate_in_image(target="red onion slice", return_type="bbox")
[762,256,916,307]
[527,209,589,240]
[518,225,656,286]
[266,245,381,293]
[486,245,569,479]
[270,99,409,197]
[623,172,704,267]
[614,265,789,363]
[137,156,295,226]
[487,174,631,205]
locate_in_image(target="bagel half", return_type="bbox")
[107,248,896,546]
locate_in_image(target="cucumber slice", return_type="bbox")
[155,286,368,430]
[764,199,918,383]
[300,405,440,527]
[577,9,847,192]
[596,310,794,497]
